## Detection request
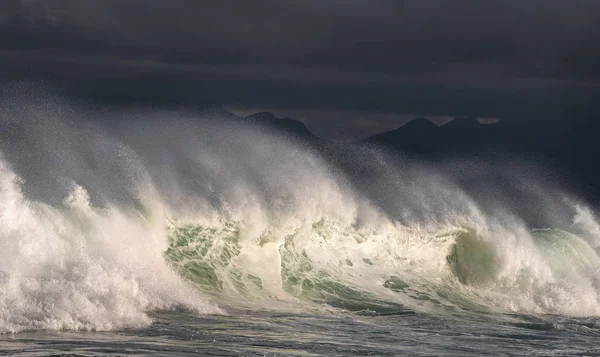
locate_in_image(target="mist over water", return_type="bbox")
[1,87,600,336]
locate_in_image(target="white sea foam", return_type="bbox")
[1,89,600,333]
[0,157,220,333]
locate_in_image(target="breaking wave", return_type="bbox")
[1,88,599,332]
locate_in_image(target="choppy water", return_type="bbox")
[1,88,600,355]
[2,310,600,356]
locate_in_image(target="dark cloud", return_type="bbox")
[1,0,599,135]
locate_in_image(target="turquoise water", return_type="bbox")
[3,219,600,356]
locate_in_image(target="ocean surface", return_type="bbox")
[2,309,600,356]
[1,93,600,356]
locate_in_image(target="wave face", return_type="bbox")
[1,88,600,332]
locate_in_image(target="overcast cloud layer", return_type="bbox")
[1,0,599,135]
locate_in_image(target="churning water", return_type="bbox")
[1,90,600,356]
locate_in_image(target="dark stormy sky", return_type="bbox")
[1,0,599,137]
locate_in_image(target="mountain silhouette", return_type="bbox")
[242,111,316,140]
[367,117,600,202]
[205,109,599,203]
[367,118,439,155]
[441,117,481,129]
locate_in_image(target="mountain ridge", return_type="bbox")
[220,109,599,201]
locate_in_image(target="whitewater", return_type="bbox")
[1,88,600,356]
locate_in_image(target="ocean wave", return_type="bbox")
[0,90,599,332]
